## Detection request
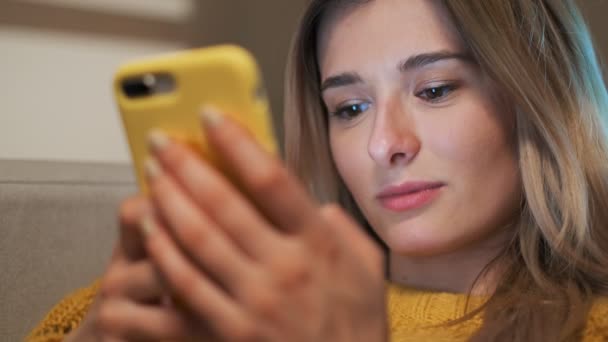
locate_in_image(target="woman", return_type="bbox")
[29,0,608,341]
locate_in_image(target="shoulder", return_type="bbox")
[583,296,608,341]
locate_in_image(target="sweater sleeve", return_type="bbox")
[25,280,101,342]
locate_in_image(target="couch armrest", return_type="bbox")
[0,159,136,341]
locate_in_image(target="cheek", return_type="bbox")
[329,125,370,196]
[386,98,520,255]
[424,97,520,222]
[425,95,516,174]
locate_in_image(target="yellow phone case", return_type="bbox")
[114,45,277,193]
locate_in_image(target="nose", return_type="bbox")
[367,101,420,167]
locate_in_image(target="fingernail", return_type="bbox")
[145,157,162,180]
[148,129,170,153]
[140,215,157,237]
[200,105,224,129]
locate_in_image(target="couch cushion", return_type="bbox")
[0,159,136,341]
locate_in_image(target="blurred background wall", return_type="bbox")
[0,0,605,163]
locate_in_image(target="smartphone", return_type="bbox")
[114,45,277,193]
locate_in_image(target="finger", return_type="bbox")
[100,337,126,342]
[117,195,150,260]
[147,130,284,261]
[321,204,385,272]
[145,159,260,291]
[101,261,165,303]
[140,216,257,341]
[200,108,321,236]
[320,204,384,271]
[98,298,195,341]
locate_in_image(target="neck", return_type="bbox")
[388,229,513,295]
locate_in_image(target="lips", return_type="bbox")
[377,181,444,212]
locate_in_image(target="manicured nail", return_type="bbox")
[145,157,162,179]
[148,129,170,153]
[200,105,224,129]
[140,215,157,237]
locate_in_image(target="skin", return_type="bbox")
[65,0,524,340]
[67,114,386,341]
[318,0,521,293]
[64,197,197,341]
[140,116,385,340]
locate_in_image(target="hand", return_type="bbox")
[65,196,196,342]
[140,109,388,341]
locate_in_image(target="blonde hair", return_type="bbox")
[283,0,608,340]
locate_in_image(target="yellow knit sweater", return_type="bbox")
[26,281,608,341]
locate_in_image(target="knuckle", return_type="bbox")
[225,319,260,341]
[130,262,155,288]
[281,263,312,290]
[163,145,191,170]
[100,268,124,298]
[193,182,234,222]
[180,221,211,250]
[199,183,232,213]
[137,261,157,280]
[272,247,312,290]
[118,196,145,226]
[320,203,343,220]
[249,163,289,195]
[97,302,119,335]
[173,269,199,296]
[244,287,280,320]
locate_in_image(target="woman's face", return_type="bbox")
[318,0,521,256]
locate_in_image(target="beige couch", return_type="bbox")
[0,159,136,341]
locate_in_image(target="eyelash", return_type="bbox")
[329,102,370,121]
[415,83,458,103]
[328,83,459,121]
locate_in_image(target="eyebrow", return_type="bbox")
[398,51,471,72]
[320,72,363,92]
[320,51,471,92]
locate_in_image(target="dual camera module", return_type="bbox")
[121,73,175,98]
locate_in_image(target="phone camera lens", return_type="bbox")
[122,75,154,98]
[122,73,174,99]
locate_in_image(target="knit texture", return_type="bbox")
[387,284,484,341]
[388,283,608,341]
[26,281,100,342]
[26,281,607,341]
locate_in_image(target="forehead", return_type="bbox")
[317,0,464,78]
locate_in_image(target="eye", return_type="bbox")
[329,102,371,120]
[416,84,457,103]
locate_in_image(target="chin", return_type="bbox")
[382,221,466,257]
